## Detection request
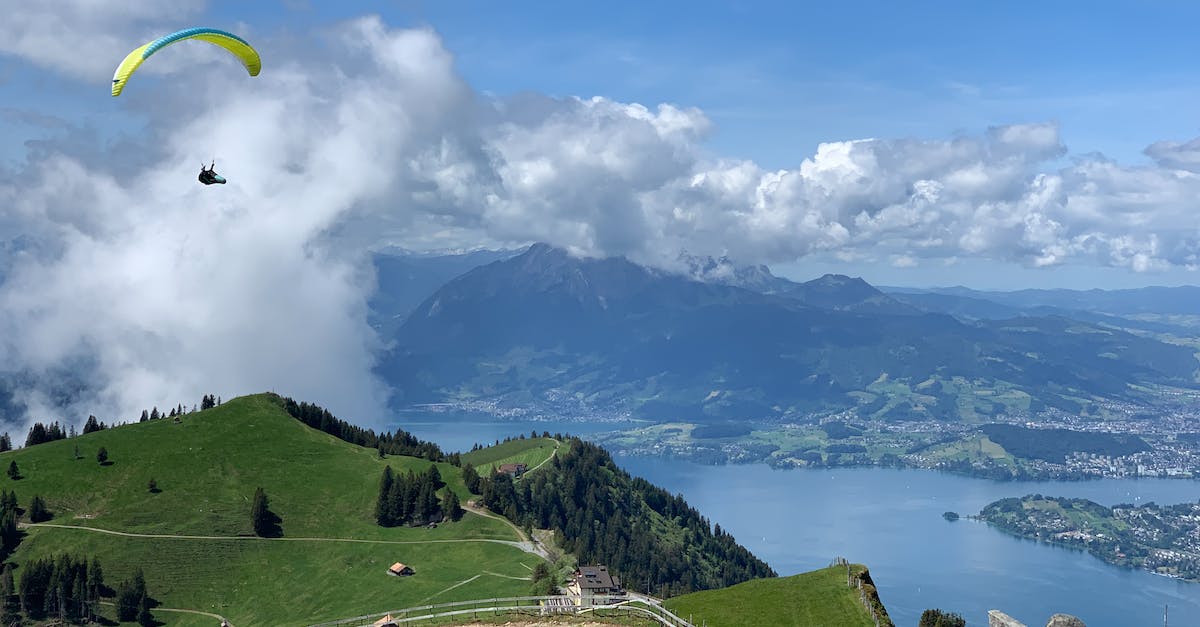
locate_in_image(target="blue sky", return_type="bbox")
[4,1,1200,289]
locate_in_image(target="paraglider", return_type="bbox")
[111,27,259,187]
[111,27,261,97]
[198,161,226,186]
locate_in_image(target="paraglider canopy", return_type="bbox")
[112,27,261,97]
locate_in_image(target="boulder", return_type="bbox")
[989,610,1027,627]
[1045,614,1086,627]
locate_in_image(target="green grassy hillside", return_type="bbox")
[461,436,560,473]
[2,394,534,625]
[663,565,886,627]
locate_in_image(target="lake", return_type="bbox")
[395,414,1200,627]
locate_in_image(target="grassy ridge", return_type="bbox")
[2,394,534,625]
[460,437,560,472]
[663,565,879,627]
[0,394,486,537]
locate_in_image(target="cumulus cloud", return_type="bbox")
[3,11,1200,427]
[0,0,205,81]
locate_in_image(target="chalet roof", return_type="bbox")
[576,565,619,590]
[389,562,409,572]
[497,463,528,473]
[372,614,398,627]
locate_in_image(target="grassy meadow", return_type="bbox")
[663,565,881,627]
[1,394,537,625]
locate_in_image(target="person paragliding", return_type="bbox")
[198,161,226,185]
[111,28,259,186]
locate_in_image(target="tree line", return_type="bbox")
[474,438,776,596]
[274,394,446,462]
[16,392,228,453]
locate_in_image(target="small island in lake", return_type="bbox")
[978,495,1200,582]
[942,511,960,521]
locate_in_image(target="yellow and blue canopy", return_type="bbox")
[112,27,261,97]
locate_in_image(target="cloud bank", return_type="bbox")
[1,12,1199,428]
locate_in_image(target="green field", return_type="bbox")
[663,565,884,627]
[2,394,537,625]
[460,436,561,474]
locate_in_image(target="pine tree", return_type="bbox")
[96,447,108,465]
[115,570,143,621]
[6,461,17,480]
[86,558,103,620]
[25,423,47,447]
[442,489,463,522]
[462,463,481,494]
[147,478,158,493]
[29,494,50,522]
[0,509,17,556]
[375,466,394,526]
[251,487,273,536]
[150,407,159,420]
[137,590,154,626]
[139,409,149,422]
[0,433,9,452]
[0,563,16,624]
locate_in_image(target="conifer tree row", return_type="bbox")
[17,554,106,624]
[374,465,461,526]
[274,394,447,462]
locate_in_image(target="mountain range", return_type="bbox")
[376,244,1200,422]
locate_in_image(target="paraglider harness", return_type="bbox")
[198,161,226,185]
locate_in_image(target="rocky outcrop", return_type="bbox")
[987,610,1086,627]
[1045,614,1086,627]
[989,610,1027,627]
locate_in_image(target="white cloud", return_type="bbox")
[0,0,205,81]
[3,13,1200,427]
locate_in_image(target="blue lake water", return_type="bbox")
[396,414,1200,627]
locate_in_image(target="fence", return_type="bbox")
[835,556,885,627]
[307,594,696,627]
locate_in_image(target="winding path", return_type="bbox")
[460,503,550,560]
[522,439,562,475]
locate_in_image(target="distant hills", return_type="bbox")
[883,284,1200,316]
[369,247,523,337]
[377,244,1200,422]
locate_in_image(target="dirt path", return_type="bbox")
[19,516,544,557]
[155,606,234,625]
[522,439,561,475]
[420,574,482,605]
[460,503,551,561]
[481,570,529,580]
[101,599,233,626]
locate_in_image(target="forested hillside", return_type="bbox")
[476,437,775,596]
